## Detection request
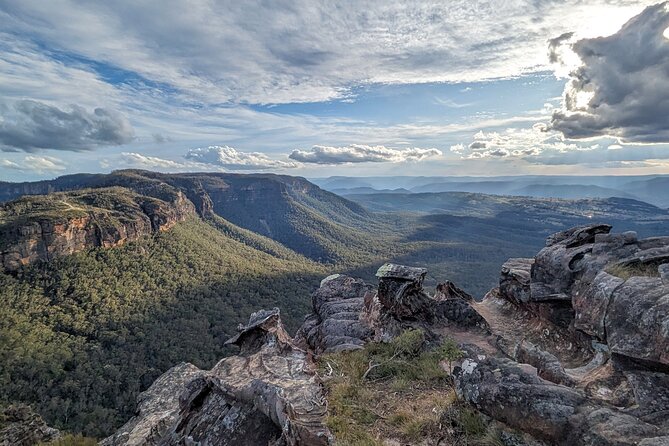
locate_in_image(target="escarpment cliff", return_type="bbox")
[0,187,195,272]
[106,224,669,446]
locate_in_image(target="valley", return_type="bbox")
[1,170,668,438]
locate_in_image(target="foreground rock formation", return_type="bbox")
[102,308,332,446]
[0,405,60,446]
[105,224,669,445]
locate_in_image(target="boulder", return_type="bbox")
[294,275,374,353]
[573,271,624,340]
[454,348,585,442]
[499,258,533,305]
[454,347,667,446]
[375,263,432,319]
[531,224,612,302]
[101,363,204,446]
[0,405,60,446]
[605,277,669,366]
[106,309,333,446]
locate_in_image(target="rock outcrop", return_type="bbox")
[453,224,669,445]
[100,363,204,446]
[0,188,195,272]
[294,274,375,354]
[107,224,669,446]
[103,308,332,446]
[0,405,60,446]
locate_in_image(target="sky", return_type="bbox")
[1,0,669,181]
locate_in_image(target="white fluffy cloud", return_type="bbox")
[289,144,442,164]
[120,152,197,170]
[550,2,669,143]
[450,125,582,159]
[185,146,297,170]
[0,155,67,173]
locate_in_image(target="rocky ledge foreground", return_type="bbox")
[99,224,669,446]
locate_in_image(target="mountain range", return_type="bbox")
[311,174,669,208]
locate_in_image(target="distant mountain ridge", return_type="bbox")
[0,170,374,265]
[311,174,669,208]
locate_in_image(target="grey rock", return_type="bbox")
[499,258,533,305]
[454,350,585,442]
[294,275,374,354]
[107,309,333,446]
[545,224,612,248]
[0,405,60,446]
[573,271,624,340]
[624,370,669,425]
[639,437,669,446]
[606,277,669,366]
[570,407,663,446]
[531,224,612,302]
[101,363,204,446]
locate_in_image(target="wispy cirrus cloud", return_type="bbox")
[1,0,657,105]
[289,144,442,164]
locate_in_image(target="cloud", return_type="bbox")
[289,144,442,164]
[120,152,196,169]
[450,124,607,159]
[151,133,172,143]
[1,1,659,105]
[549,2,669,143]
[0,100,134,152]
[0,155,67,173]
[185,145,297,170]
[548,32,575,64]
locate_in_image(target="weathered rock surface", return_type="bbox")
[294,274,374,354]
[499,257,533,304]
[100,363,204,446]
[531,224,613,301]
[104,308,332,446]
[512,223,669,368]
[606,277,669,366]
[0,404,60,446]
[573,271,624,340]
[460,224,669,445]
[454,349,668,446]
[454,349,586,442]
[370,263,489,337]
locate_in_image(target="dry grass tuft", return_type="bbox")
[319,329,501,445]
[606,262,661,280]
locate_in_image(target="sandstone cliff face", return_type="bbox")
[0,189,195,272]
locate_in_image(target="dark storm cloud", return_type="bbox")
[0,100,134,152]
[550,2,669,143]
